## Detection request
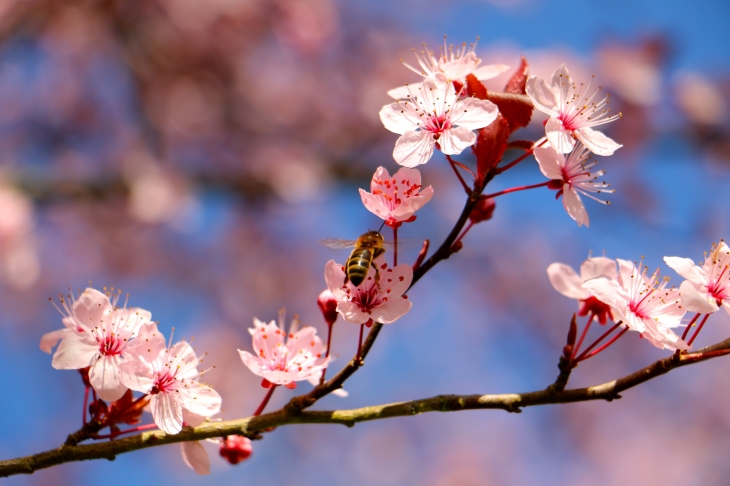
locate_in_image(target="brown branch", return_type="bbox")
[3,338,729,478]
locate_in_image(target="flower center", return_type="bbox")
[351,286,383,314]
[708,264,729,304]
[98,335,124,356]
[424,113,452,139]
[151,371,177,394]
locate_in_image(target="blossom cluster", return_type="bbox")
[549,240,730,354]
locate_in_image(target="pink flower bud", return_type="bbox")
[317,290,338,326]
[219,436,253,465]
[469,198,496,224]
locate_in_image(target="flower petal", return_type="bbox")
[580,257,617,282]
[181,441,210,475]
[359,189,390,220]
[546,263,588,300]
[336,301,370,325]
[438,126,476,155]
[526,76,558,116]
[152,392,184,435]
[393,131,435,167]
[371,298,412,324]
[473,64,511,81]
[545,118,575,154]
[562,186,589,227]
[679,280,719,314]
[51,332,98,370]
[40,328,70,354]
[451,98,498,130]
[663,256,705,285]
[379,101,420,134]
[533,146,565,180]
[576,127,622,156]
[324,260,347,300]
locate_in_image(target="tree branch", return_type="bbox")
[3,339,728,477]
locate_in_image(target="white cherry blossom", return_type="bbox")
[387,38,509,99]
[547,256,617,324]
[526,64,622,156]
[120,328,222,435]
[534,143,613,227]
[239,315,330,388]
[582,259,688,351]
[664,240,730,315]
[324,257,412,325]
[44,288,156,401]
[379,79,498,167]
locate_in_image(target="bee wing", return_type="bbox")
[382,237,424,249]
[320,238,358,250]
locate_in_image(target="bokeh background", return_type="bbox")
[1,0,730,485]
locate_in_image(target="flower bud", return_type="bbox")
[469,198,496,224]
[219,436,253,465]
[317,289,338,327]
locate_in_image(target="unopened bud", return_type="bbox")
[469,198,496,224]
[317,290,338,327]
[219,436,253,465]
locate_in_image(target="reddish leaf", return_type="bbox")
[475,113,510,183]
[504,55,529,94]
[464,73,487,100]
[485,92,533,134]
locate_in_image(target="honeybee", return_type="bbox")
[322,231,386,287]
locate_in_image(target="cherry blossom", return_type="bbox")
[324,257,412,325]
[526,64,622,156]
[44,287,156,401]
[359,166,434,228]
[238,315,330,388]
[582,259,688,351]
[534,143,613,227]
[387,38,509,99]
[120,328,222,435]
[664,240,730,315]
[547,256,617,324]
[379,79,498,167]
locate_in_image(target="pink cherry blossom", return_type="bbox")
[547,256,617,324]
[379,79,498,167]
[324,257,412,325]
[359,166,434,228]
[44,287,156,401]
[120,328,222,435]
[582,259,688,351]
[664,240,730,315]
[387,38,509,99]
[534,143,613,227]
[526,64,622,156]
[238,315,330,388]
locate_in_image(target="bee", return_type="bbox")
[322,231,386,287]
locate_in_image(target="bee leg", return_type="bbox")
[370,261,381,286]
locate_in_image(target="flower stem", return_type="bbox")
[93,423,159,440]
[574,321,624,362]
[82,386,90,426]
[253,385,278,417]
[445,154,470,194]
[572,314,595,360]
[453,221,475,249]
[356,323,365,361]
[482,181,549,199]
[496,139,546,174]
[687,314,711,347]
[576,327,628,362]
[320,323,335,384]
[392,226,398,266]
[680,312,702,341]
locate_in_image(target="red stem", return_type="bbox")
[253,385,277,417]
[82,386,89,426]
[93,423,159,440]
[320,323,334,384]
[687,314,711,347]
[497,139,546,174]
[392,226,398,267]
[356,323,365,360]
[452,221,475,248]
[574,321,624,362]
[680,312,702,341]
[571,314,595,360]
[482,181,549,199]
[576,327,629,362]
[445,154,470,194]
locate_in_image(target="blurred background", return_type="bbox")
[1,0,729,485]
